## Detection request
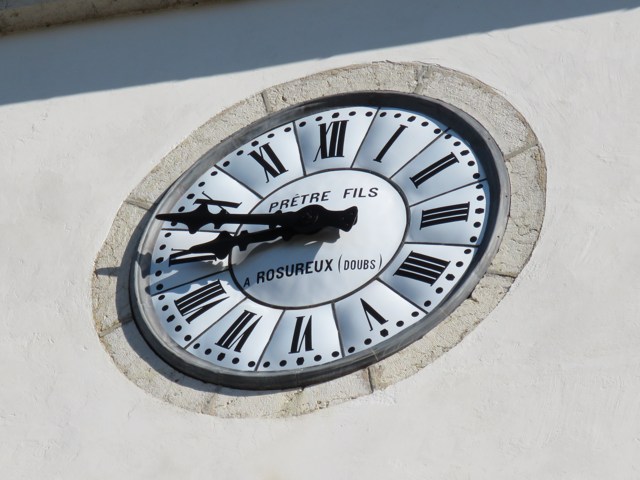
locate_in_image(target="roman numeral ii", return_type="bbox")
[410,152,459,188]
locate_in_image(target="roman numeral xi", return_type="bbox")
[248,143,287,182]
[394,251,449,285]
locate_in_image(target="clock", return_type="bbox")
[130,92,509,390]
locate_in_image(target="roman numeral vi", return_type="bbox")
[289,315,313,354]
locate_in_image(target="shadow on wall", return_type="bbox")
[0,0,635,105]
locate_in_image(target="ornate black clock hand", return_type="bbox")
[169,205,358,261]
[157,204,357,235]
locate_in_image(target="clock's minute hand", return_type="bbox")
[156,203,355,234]
[169,205,358,261]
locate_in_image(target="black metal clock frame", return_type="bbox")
[130,92,510,390]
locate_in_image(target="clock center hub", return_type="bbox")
[230,170,407,308]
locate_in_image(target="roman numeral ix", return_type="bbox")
[420,202,470,229]
[394,251,449,285]
[315,120,348,160]
[174,280,228,323]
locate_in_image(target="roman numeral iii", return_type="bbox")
[315,120,348,160]
[173,280,228,323]
[420,202,470,228]
[394,251,449,285]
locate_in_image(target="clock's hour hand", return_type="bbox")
[171,228,291,261]
[169,205,358,261]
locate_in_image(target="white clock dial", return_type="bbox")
[230,169,407,307]
[258,304,341,371]
[334,280,425,356]
[217,122,304,197]
[407,181,489,246]
[185,300,282,371]
[131,92,509,390]
[295,106,377,174]
[352,107,447,177]
[392,130,486,205]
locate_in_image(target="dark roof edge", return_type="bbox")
[0,0,229,35]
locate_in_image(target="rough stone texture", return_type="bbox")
[488,146,546,278]
[92,202,148,334]
[0,0,225,35]
[263,62,420,112]
[128,94,267,208]
[207,369,372,418]
[93,62,545,417]
[416,64,537,158]
[368,274,514,390]
[102,321,219,413]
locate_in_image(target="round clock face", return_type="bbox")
[131,92,509,390]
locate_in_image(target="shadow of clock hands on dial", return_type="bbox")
[157,204,358,263]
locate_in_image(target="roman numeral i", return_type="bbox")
[373,124,407,163]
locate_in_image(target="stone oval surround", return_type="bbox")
[92,62,546,418]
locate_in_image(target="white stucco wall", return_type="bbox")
[2,1,639,478]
